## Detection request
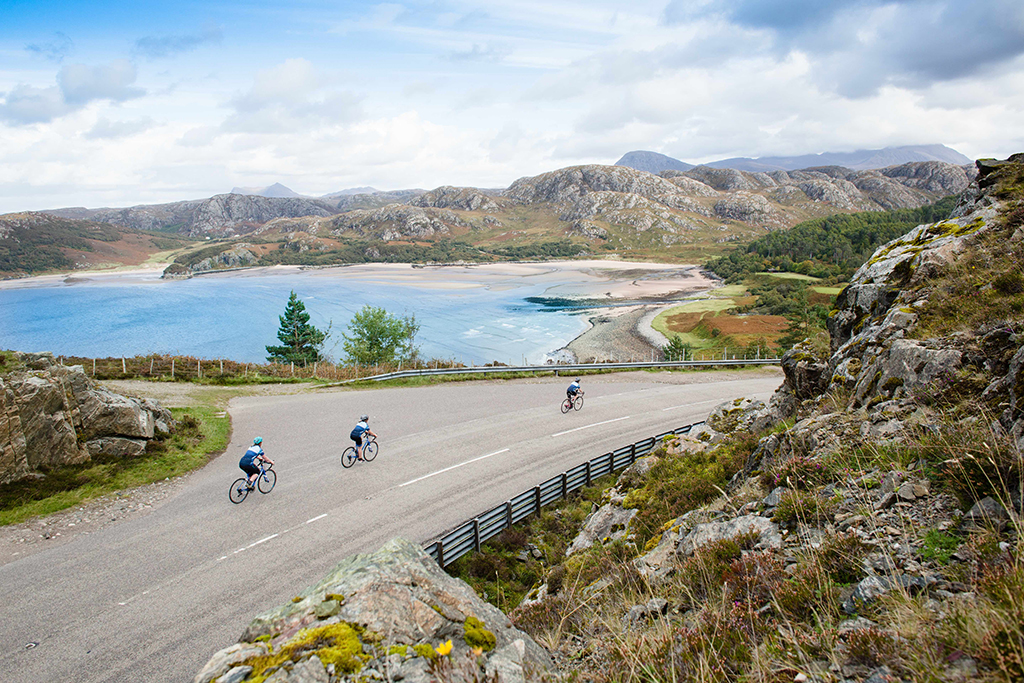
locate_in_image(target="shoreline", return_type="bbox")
[1,259,719,364]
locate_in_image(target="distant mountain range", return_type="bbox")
[615,144,971,174]
[3,153,978,277]
[228,183,382,199]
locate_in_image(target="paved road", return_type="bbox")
[0,370,781,683]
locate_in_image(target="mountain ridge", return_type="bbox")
[616,144,972,174]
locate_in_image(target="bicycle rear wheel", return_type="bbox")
[341,447,357,468]
[258,468,277,493]
[229,478,249,504]
[561,399,571,414]
[364,440,378,462]
[574,395,584,411]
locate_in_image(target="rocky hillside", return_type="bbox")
[1,352,173,484]
[0,211,193,277]
[446,156,1024,682]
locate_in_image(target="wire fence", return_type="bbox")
[55,354,468,382]
[424,421,702,567]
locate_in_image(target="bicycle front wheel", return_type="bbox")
[574,395,584,411]
[561,399,571,414]
[258,468,277,493]
[341,447,357,468]
[364,440,378,462]
[229,478,249,504]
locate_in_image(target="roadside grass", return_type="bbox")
[0,405,230,526]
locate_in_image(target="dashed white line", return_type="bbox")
[551,416,630,437]
[306,514,327,524]
[399,449,510,488]
[233,533,279,554]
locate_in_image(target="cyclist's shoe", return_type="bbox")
[246,483,255,490]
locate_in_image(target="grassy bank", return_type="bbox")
[0,405,230,526]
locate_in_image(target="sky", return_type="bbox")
[1,0,1022,212]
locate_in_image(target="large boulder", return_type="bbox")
[0,352,173,484]
[197,538,552,683]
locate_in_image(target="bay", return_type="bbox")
[0,264,595,365]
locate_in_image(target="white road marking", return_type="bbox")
[233,533,279,554]
[661,398,722,411]
[399,449,510,488]
[551,416,630,437]
[306,514,328,524]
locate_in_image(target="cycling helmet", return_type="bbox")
[253,437,263,445]
[360,414,369,422]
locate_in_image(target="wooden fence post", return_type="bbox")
[171,358,175,379]
[122,357,126,374]
[149,357,154,375]
[220,359,224,374]
[197,360,201,378]
[92,358,96,376]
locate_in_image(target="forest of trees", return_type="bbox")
[705,195,959,282]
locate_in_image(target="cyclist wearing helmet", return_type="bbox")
[350,415,377,462]
[239,437,274,489]
[567,378,582,401]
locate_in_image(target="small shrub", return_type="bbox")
[919,529,960,565]
[844,627,901,668]
[762,454,832,490]
[815,530,869,584]
[772,490,838,528]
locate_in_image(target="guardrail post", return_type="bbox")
[585,460,591,486]
[437,540,444,567]
[505,501,512,530]
[473,519,481,552]
[630,443,636,464]
[534,486,541,517]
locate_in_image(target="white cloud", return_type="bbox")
[57,59,145,105]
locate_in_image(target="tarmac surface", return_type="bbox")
[0,370,781,683]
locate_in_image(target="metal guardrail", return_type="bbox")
[423,421,703,567]
[317,358,780,387]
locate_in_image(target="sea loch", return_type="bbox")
[0,261,711,365]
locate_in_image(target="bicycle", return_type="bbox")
[342,434,378,468]
[561,391,584,413]
[229,460,277,504]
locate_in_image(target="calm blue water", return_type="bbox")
[0,269,590,365]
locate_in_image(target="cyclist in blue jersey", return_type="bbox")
[567,378,582,402]
[239,437,275,489]
[350,415,377,462]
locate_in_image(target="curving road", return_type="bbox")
[0,370,781,683]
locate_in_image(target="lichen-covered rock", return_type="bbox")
[677,514,782,558]
[199,538,551,683]
[565,504,638,556]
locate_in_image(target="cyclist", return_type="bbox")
[350,415,377,462]
[566,378,582,403]
[239,437,274,489]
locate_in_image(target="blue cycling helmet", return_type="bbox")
[253,437,263,445]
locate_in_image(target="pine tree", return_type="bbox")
[265,291,328,364]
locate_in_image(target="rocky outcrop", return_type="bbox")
[0,352,171,484]
[196,538,552,683]
[328,204,462,241]
[187,195,338,237]
[411,186,506,213]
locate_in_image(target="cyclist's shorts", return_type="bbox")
[239,457,260,476]
[350,431,363,446]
